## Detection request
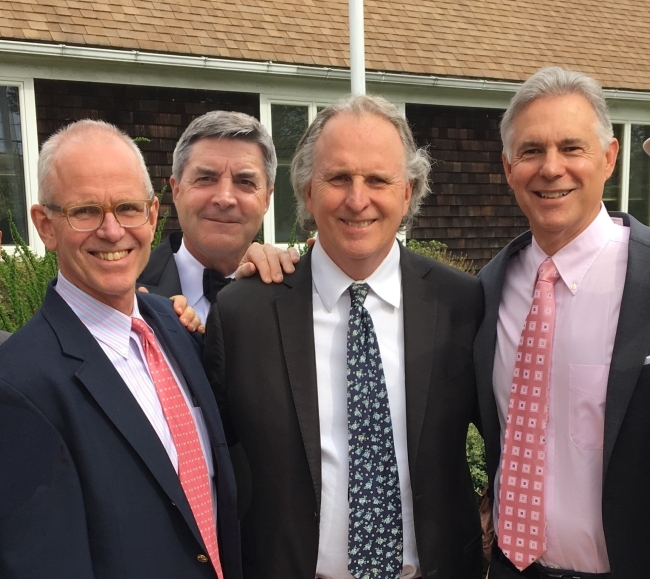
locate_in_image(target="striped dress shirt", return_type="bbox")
[55,272,216,521]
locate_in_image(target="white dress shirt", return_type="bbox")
[493,206,629,572]
[55,272,217,521]
[312,239,420,579]
[174,238,235,323]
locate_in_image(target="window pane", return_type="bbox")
[603,123,623,213]
[628,124,650,225]
[0,86,28,245]
[271,104,309,242]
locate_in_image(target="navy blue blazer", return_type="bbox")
[0,283,241,579]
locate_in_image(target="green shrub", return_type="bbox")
[0,215,58,332]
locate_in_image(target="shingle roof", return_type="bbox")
[2,0,649,90]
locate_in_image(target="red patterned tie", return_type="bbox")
[497,258,559,571]
[131,318,223,579]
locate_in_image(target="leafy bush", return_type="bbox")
[0,215,58,332]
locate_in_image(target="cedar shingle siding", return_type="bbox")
[408,104,528,269]
[34,79,259,232]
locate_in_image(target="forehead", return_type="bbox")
[52,134,146,201]
[510,93,600,145]
[187,137,265,168]
[314,113,406,168]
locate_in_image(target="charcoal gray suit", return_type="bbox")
[474,212,650,578]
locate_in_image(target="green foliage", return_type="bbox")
[152,186,169,250]
[0,213,58,332]
[466,424,488,495]
[287,218,313,255]
[406,239,475,275]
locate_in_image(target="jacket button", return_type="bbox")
[197,554,209,563]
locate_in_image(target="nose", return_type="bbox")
[345,176,371,213]
[210,178,237,209]
[95,210,125,242]
[538,148,566,180]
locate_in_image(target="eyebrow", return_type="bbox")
[517,137,587,152]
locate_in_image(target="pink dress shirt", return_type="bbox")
[493,206,629,572]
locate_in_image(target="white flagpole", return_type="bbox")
[349,0,366,95]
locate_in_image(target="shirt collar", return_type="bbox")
[55,271,143,359]
[174,238,235,308]
[311,239,402,312]
[529,203,627,295]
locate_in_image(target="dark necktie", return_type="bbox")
[346,282,403,579]
[202,269,233,304]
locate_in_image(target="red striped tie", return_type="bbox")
[132,318,223,579]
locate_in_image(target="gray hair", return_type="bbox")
[501,67,614,161]
[38,119,153,204]
[172,110,277,188]
[291,94,431,231]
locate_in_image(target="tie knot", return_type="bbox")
[348,282,370,307]
[131,317,153,339]
[537,258,560,285]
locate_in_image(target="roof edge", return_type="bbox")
[1,39,650,101]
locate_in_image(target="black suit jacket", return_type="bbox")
[0,284,242,579]
[204,245,485,579]
[137,231,184,296]
[474,212,650,577]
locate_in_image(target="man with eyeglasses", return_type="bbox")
[0,119,242,578]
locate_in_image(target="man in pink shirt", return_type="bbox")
[475,67,650,578]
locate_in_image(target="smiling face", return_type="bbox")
[305,113,412,280]
[503,93,619,255]
[171,137,272,275]
[31,132,158,316]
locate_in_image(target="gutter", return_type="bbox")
[1,39,650,101]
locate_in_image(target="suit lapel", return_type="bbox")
[275,254,322,510]
[603,218,650,477]
[42,287,205,549]
[475,232,532,481]
[401,249,438,464]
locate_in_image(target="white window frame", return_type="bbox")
[0,77,42,254]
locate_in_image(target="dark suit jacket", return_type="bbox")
[0,330,10,345]
[204,245,485,579]
[474,212,650,578]
[0,283,242,579]
[137,231,184,296]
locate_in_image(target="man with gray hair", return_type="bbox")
[475,67,650,578]
[204,94,484,578]
[138,110,296,322]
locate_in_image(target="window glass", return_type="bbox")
[603,123,623,213]
[271,104,309,242]
[0,85,28,244]
[628,124,650,225]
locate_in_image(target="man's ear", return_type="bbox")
[30,204,58,251]
[264,186,273,212]
[170,175,180,203]
[502,154,514,188]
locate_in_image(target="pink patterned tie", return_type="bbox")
[497,258,559,571]
[131,318,223,579]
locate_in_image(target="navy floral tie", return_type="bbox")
[347,283,403,579]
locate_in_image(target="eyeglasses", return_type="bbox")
[43,199,154,232]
